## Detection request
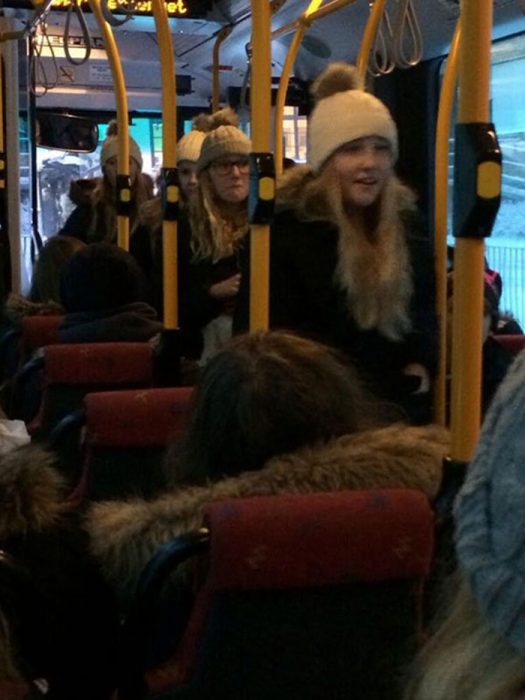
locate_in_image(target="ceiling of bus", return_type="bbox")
[5,0,525,111]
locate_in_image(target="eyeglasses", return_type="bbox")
[210,159,250,175]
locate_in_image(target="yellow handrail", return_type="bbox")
[0,50,4,194]
[249,0,272,331]
[87,0,130,251]
[433,20,461,426]
[450,0,493,463]
[356,0,389,81]
[274,0,358,176]
[151,0,179,330]
[212,25,233,113]
[274,0,323,177]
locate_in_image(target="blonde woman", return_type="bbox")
[60,120,154,243]
[235,64,437,423]
[183,109,251,362]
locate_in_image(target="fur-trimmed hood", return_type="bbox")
[0,446,68,540]
[275,163,416,223]
[4,293,63,323]
[67,177,102,207]
[86,423,448,595]
[275,164,419,341]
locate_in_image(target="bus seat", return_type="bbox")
[493,333,525,357]
[29,343,155,483]
[121,489,434,700]
[73,387,192,503]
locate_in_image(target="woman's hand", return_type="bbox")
[402,363,430,394]
[209,273,241,300]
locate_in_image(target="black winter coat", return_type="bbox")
[235,170,437,419]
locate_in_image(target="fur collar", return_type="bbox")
[67,177,102,207]
[86,423,448,595]
[275,165,418,340]
[0,446,68,540]
[4,294,63,323]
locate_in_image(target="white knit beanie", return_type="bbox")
[455,346,525,652]
[194,108,251,174]
[177,129,206,164]
[100,121,143,170]
[308,63,398,173]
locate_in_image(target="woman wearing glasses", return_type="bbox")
[183,109,251,363]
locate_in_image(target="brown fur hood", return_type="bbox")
[0,446,68,540]
[4,293,63,323]
[275,163,416,221]
[86,423,448,594]
[68,177,102,207]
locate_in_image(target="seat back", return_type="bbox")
[77,387,193,502]
[493,333,525,357]
[133,489,434,700]
[30,343,155,483]
[32,342,155,436]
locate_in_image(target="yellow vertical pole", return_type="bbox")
[356,0,389,81]
[88,0,130,251]
[250,0,272,331]
[433,21,461,425]
[212,26,233,113]
[450,0,493,462]
[273,0,323,177]
[151,0,179,330]
[0,50,4,196]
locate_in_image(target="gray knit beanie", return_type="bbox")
[455,346,525,652]
[100,120,143,170]
[308,63,398,173]
[194,108,251,174]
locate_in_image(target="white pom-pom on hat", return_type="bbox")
[308,62,398,172]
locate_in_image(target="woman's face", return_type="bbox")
[330,136,394,209]
[104,156,140,188]
[208,156,249,204]
[178,160,199,201]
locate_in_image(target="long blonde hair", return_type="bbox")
[286,163,415,341]
[405,578,525,700]
[188,170,249,262]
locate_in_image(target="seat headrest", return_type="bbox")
[205,490,433,589]
[44,343,153,384]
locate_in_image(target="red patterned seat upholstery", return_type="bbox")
[74,387,192,502]
[121,489,434,700]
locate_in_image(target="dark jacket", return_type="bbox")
[59,176,154,243]
[58,301,162,344]
[132,212,242,358]
[59,178,108,242]
[0,446,119,699]
[235,166,437,417]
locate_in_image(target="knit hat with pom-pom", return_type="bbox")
[100,120,143,170]
[196,108,251,174]
[177,129,206,164]
[308,63,398,172]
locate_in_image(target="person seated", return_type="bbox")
[404,348,525,700]
[3,236,86,326]
[59,121,154,243]
[58,242,163,344]
[0,444,119,699]
[86,330,448,601]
